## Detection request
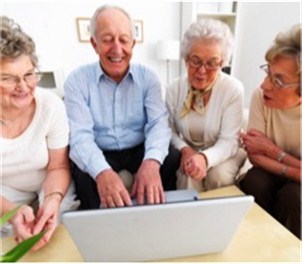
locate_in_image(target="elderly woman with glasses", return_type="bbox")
[240,24,301,239]
[166,19,246,192]
[0,16,78,250]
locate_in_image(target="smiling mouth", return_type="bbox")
[108,57,123,63]
[13,93,29,99]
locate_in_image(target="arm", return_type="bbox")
[187,80,244,180]
[165,79,190,151]
[64,70,111,179]
[132,71,170,204]
[32,147,71,251]
[201,81,244,169]
[242,89,300,182]
[241,129,301,182]
[166,80,198,176]
[64,69,130,207]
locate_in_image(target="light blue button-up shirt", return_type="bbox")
[64,62,171,179]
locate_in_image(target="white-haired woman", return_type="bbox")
[240,24,301,238]
[0,16,78,250]
[166,19,246,191]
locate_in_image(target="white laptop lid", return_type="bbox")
[62,191,253,262]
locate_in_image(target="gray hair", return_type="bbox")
[180,18,234,66]
[265,24,301,75]
[0,16,38,67]
[90,5,135,40]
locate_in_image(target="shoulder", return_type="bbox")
[130,63,159,83]
[250,88,262,104]
[167,75,187,94]
[65,62,99,84]
[250,88,264,108]
[219,72,243,90]
[35,88,65,112]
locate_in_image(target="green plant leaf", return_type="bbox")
[0,231,46,262]
[0,206,22,226]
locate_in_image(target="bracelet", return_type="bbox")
[44,191,64,201]
[277,151,286,162]
[281,165,288,176]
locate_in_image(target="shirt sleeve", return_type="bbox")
[166,80,189,151]
[142,70,171,164]
[46,94,69,149]
[247,88,266,133]
[64,70,111,179]
[202,80,244,168]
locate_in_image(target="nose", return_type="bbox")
[111,38,123,53]
[197,64,207,74]
[15,78,30,92]
[260,76,273,91]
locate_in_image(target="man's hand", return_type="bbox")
[131,159,165,205]
[96,169,132,208]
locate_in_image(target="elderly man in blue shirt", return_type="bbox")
[64,5,180,209]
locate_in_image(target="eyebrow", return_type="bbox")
[190,55,221,61]
[1,69,36,76]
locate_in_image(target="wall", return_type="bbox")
[2,1,300,103]
[2,0,181,97]
[232,2,300,106]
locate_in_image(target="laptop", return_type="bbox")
[62,190,253,262]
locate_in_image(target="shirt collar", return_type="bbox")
[95,62,135,84]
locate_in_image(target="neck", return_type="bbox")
[0,102,35,126]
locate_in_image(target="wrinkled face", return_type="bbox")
[0,55,37,110]
[260,56,301,109]
[91,8,135,83]
[186,39,223,90]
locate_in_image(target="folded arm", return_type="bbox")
[241,129,301,182]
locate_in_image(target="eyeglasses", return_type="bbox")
[0,72,42,90]
[260,64,300,89]
[187,56,222,71]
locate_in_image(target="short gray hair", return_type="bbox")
[265,24,301,75]
[0,16,38,67]
[90,5,135,40]
[180,19,234,66]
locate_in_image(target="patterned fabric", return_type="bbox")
[179,73,220,118]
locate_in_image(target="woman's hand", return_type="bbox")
[180,146,197,174]
[184,153,207,181]
[240,129,280,157]
[31,195,61,251]
[11,205,36,244]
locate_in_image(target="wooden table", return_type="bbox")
[1,185,300,262]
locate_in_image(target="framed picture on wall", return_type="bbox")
[76,17,90,42]
[133,20,143,43]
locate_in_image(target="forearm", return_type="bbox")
[43,168,71,198]
[249,153,301,182]
[144,114,171,164]
[70,139,111,179]
[274,150,301,168]
[202,138,239,168]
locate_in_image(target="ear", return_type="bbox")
[132,39,136,49]
[90,37,97,52]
